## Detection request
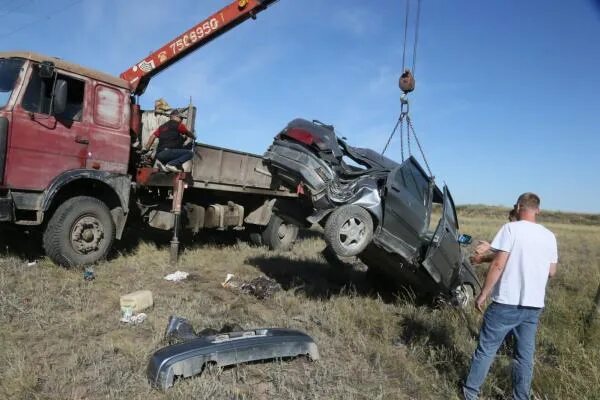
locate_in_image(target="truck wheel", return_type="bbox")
[43,196,115,267]
[261,215,298,251]
[324,205,373,257]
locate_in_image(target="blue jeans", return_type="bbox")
[463,302,542,400]
[156,148,193,168]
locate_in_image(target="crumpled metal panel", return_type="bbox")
[148,326,319,390]
[327,176,382,223]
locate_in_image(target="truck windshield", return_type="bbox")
[0,58,25,109]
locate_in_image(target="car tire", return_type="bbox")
[324,205,373,257]
[261,215,299,251]
[451,284,474,309]
[43,196,115,268]
[321,245,367,271]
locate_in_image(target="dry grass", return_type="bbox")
[0,207,599,399]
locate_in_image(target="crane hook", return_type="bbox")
[399,69,415,94]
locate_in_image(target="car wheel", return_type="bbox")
[261,215,299,251]
[324,205,373,257]
[43,196,115,268]
[321,245,367,271]
[451,284,474,309]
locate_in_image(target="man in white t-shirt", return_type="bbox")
[463,193,558,400]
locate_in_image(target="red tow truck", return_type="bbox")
[0,0,302,267]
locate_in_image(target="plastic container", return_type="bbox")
[120,290,153,313]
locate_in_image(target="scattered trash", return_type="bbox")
[221,273,281,299]
[121,305,134,322]
[83,266,95,281]
[120,290,154,323]
[164,271,189,282]
[148,316,320,390]
[121,312,147,324]
[164,316,198,343]
[26,261,37,267]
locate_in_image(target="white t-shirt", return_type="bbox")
[490,220,558,308]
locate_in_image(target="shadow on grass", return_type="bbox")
[296,229,322,241]
[0,227,44,262]
[114,223,245,255]
[0,223,249,265]
[247,254,407,303]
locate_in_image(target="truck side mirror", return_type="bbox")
[39,61,55,79]
[52,79,68,115]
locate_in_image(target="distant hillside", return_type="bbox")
[457,204,600,226]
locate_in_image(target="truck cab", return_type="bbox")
[0,52,133,266]
[0,52,132,192]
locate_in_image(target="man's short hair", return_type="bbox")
[508,206,518,221]
[517,192,540,210]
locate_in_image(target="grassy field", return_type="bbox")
[0,207,599,399]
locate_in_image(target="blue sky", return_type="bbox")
[2,0,599,213]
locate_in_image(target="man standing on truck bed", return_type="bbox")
[462,193,558,400]
[144,109,196,172]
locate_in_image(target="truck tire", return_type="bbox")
[324,205,373,257]
[43,196,115,267]
[261,215,298,251]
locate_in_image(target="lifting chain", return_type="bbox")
[381,95,432,178]
[382,0,432,177]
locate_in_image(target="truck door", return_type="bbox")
[5,63,89,190]
[379,156,432,262]
[422,185,461,291]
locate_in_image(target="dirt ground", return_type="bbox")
[0,207,599,399]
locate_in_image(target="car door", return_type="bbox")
[379,156,432,262]
[5,62,89,190]
[422,185,461,291]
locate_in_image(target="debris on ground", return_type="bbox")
[164,315,243,344]
[149,316,320,390]
[164,270,189,282]
[221,273,281,299]
[120,291,151,324]
[120,312,147,324]
[83,266,95,281]
[26,260,37,267]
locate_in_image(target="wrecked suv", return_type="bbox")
[265,119,480,304]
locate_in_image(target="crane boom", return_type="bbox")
[120,0,278,95]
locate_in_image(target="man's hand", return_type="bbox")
[474,240,491,255]
[475,292,488,313]
[470,253,484,264]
